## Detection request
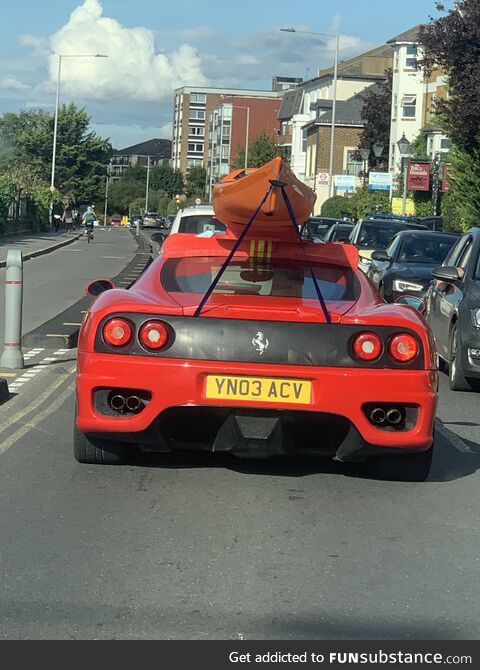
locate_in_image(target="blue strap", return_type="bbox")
[280,185,331,323]
[194,184,274,317]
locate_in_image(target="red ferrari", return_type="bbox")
[74,159,437,480]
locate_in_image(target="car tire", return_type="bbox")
[371,444,433,482]
[448,323,474,391]
[73,421,127,465]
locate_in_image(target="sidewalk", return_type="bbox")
[0,230,82,264]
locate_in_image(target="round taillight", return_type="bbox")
[352,332,383,362]
[102,318,133,347]
[388,333,418,363]
[138,320,169,350]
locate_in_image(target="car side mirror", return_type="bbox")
[431,266,460,283]
[395,295,426,313]
[86,279,115,296]
[371,250,391,262]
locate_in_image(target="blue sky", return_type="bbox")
[0,0,443,148]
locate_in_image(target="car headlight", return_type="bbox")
[472,308,480,328]
[393,279,424,293]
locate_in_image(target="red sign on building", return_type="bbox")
[441,163,450,192]
[407,161,431,191]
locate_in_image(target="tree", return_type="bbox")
[0,175,15,233]
[185,165,206,199]
[233,131,285,168]
[107,179,145,214]
[419,0,480,153]
[354,70,392,170]
[149,163,184,198]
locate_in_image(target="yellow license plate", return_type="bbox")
[205,375,312,404]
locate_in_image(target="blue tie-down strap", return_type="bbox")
[280,186,331,323]
[194,184,275,317]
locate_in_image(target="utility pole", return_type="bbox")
[431,152,441,216]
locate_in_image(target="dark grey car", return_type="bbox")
[425,227,480,391]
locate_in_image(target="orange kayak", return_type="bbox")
[212,157,316,235]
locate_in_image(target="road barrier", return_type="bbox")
[0,249,24,369]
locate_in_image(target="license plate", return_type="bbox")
[205,375,312,404]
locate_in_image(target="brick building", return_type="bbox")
[172,86,281,176]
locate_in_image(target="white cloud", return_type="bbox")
[0,76,30,92]
[24,0,209,102]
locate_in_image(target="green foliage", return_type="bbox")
[0,175,15,232]
[149,163,184,198]
[442,146,480,231]
[354,69,392,170]
[108,179,144,214]
[185,165,206,199]
[233,131,286,168]
[321,195,355,219]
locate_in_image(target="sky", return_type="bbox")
[0,0,444,149]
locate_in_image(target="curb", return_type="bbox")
[0,233,82,268]
[21,231,153,350]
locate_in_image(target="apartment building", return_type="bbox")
[110,139,171,180]
[388,26,450,174]
[172,86,281,175]
[206,95,281,193]
[277,42,393,207]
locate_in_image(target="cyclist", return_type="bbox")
[82,205,96,242]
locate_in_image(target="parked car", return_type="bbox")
[349,219,427,273]
[110,217,122,227]
[300,216,344,242]
[365,213,443,231]
[368,230,459,301]
[169,205,227,236]
[142,212,164,229]
[323,222,354,243]
[424,227,480,391]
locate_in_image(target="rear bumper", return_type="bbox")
[76,353,437,456]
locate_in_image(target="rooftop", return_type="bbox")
[113,138,172,158]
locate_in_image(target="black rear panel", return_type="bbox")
[94,314,425,369]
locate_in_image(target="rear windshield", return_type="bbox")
[161,257,359,301]
[397,235,458,264]
[303,219,339,239]
[178,215,227,235]
[356,222,422,249]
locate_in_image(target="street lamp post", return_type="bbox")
[359,146,370,188]
[145,156,151,213]
[397,132,411,216]
[50,53,107,223]
[281,28,339,198]
[103,162,111,227]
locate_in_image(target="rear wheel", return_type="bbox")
[448,323,473,391]
[371,444,433,482]
[73,421,127,465]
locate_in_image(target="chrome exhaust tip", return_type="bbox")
[125,395,142,412]
[370,408,386,424]
[386,408,402,425]
[110,394,126,412]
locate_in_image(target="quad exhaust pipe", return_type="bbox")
[369,406,404,427]
[108,393,144,413]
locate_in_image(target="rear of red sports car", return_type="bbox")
[74,236,438,480]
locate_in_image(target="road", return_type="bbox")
[0,228,138,345]
[0,349,479,638]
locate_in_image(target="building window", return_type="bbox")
[401,95,417,118]
[440,138,451,151]
[345,149,362,176]
[222,124,230,137]
[405,45,418,68]
[393,94,398,119]
[301,129,307,153]
[190,93,206,103]
[189,109,205,120]
[189,126,204,136]
[187,159,203,167]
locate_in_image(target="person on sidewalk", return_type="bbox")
[63,206,74,232]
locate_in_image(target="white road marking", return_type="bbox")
[46,334,69,338]
[436,421,475,454]
[101,256,126,259]
[0,368,74,434]
[63,322,82,326]
[0,381,75,454]
[42,357,58,362]
[0,372,17,378]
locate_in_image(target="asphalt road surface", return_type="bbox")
[0,351,479,639]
